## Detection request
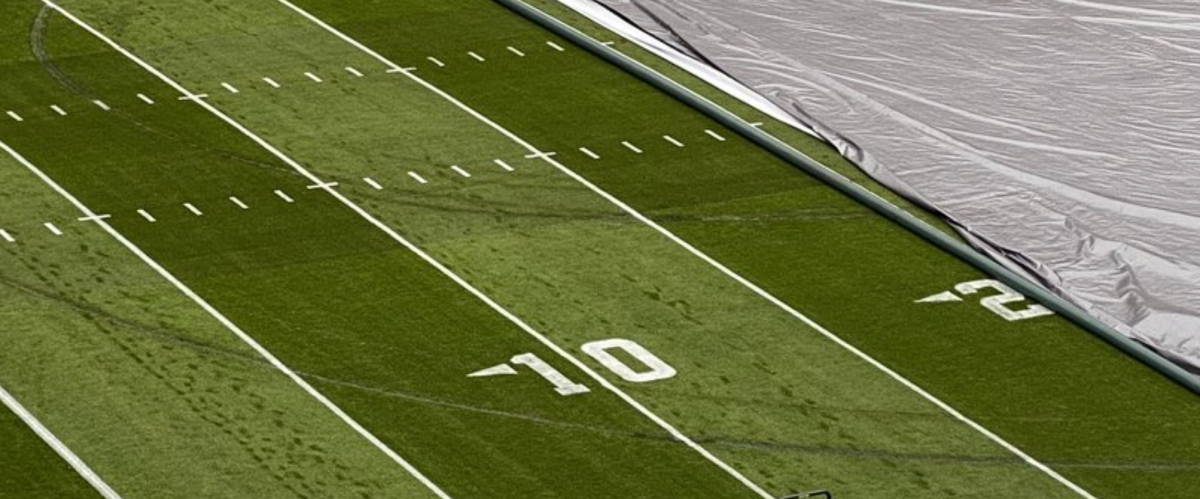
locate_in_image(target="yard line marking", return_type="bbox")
[307,181,340,190]
[304,71,323,83]
[621,141,643,154]
[427,56,446,68]
[77,214,112,223]
[92,100,110,111]
[547,41,565,51]
[136,93,155,105]
[579,147,600,159]
[0,383,122,499]
[663,135,685,147]
[407,171,428,184]
[601,41,616,46]
[5,138,357,499]
[274,190,295,203]
[184,203,203,216]
[493,159,515,172]
[271,4,1100,497]
[178,93,208,101]
[507,46,526,57]
[345,66,364,77]
[468,51,486,62]
[450,165,472,178]
[262,77,282,88]
[385,67,417,74]
[524,151,557,159]
[221,82,240,94]
[137,209,156,222]
[44,222,63,236]
[6,111,23,122]
[51,105,67,116]
[705,129,727,141]
[0,229,14,243]
[363,177,383,190]
[229,196,249,210]
[750,122,765,127]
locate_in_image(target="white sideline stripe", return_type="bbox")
[547,40,565,52]
[408,171,428,184]
[274,190,294,203]
[363,177,383,190]
[621,141,643,154]
[450,165,472,178]
[468,51,486,62]
[427,57,445,68]
[7,111,24,122]
[507,46,525,57]
[271,2,770,497]
[304,71,323,83]
[92,100,110,111]
[229,196,249,210]
[345,66,364,77]
[221,82,240,94]
[0,229,14,243]
[184,203,203,216]
[51,105,67,116]
[273,3,1099,498]
[31,9,456,498]
[46,7,453,496]
[0,382,122,499]
[663,135,684,147]
[704,129,726,141]
[263,77,282,89]
[136,93,155,105]
[44,222,63,236]
[493,159,515,172]
[579,147,600,159]
[137,209,156,222]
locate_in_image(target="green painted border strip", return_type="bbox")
[494,0,1200,397]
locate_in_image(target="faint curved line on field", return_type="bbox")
[28,6,293,178]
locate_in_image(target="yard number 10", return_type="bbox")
[511,339,677,396]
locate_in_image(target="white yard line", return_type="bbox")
[274,190,294,203]
[51,105,67,116]
[579,147,600,160]
[92,100,110,111]
[44,222,63,236]
[663,135,684,147]
[137,209,156,222]
[221,82,240,94]
[450,165,472,178]
[0,382,122,499]
[427,57,445,68]
[621,141,643,154]
[263,77,282,89]
[704,129,726,141]
[7,111,24,122]
[345,66,364,77]
[507,46,526,57]
[304,71,323,83]
[493,159,515,172]
[547,40,565,52]
[271,3,1099,498]
[407,171,428,184]
[468,51,486,62]
[363,177,383,190]
[136,93,155,105]
[0,229,14,243]
[229,196,249,210]
[184,203,203,216]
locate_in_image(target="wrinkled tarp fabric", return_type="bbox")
[561,0,1200,369]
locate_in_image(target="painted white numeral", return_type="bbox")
[582,338,676,383]
[954,279,1053,322]
[510,353,590,396]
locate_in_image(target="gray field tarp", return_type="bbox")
[559,0,1200,370]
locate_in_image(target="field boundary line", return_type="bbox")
[30,6,454,499]
[273,0,1096,497]
[0,379,122,499]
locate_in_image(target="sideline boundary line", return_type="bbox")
[0,380,122,499]
[272,1,1096,497]
[36,4,453,499]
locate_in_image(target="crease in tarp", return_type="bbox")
[557,0,1200,370]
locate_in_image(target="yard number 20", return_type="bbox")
[955,279,1053,322]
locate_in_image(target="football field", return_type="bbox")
[2,1,1199,498]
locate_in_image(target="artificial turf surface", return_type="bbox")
[0,0,1197,498]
